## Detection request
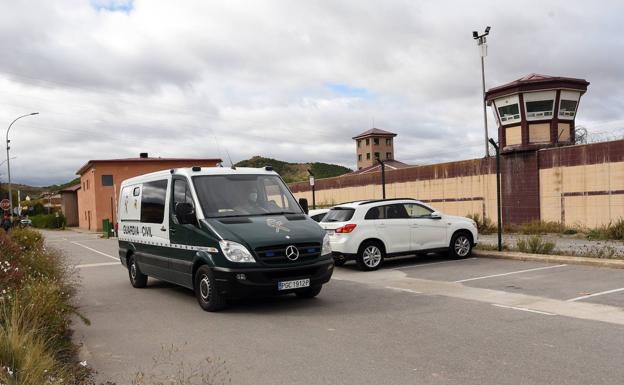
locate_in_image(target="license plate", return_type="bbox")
[278,278,310,291]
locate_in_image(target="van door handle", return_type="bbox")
[161,226,168,232]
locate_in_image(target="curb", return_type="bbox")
[474,250,624,269]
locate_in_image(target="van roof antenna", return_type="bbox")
[225,148,236,169]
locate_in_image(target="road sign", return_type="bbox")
[0,199,9,211]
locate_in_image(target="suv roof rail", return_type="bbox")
[334,200,372,206]
[358,198,419,205]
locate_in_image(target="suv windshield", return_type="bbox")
[321,207,355,222]
[193,174,303,218]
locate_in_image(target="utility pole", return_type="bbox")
[473,27,491,157]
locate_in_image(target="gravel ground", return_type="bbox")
[479,233,624,257]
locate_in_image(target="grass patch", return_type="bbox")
[0,228,90,385]
[516,235,556,254]
[586,219,624,241]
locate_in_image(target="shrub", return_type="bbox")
[516,236,556,254]
[466,213,496,234]
[30,214,66,229]
[587,219,624,241]
[517,220,565,235]
[0,228,90,384]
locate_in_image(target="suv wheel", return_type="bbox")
[194,266,226,312]
[128,255,147,288]
[450,232,472,259]
[356,241,385,271]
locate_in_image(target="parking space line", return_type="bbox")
[454,264,567,283]
[395,257,477,270]
[566,288,624,302]
[70,241,118,261]
[75,262,120,269]
[492,304,556,316]
[384,286,423,294]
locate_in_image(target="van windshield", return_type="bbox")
[193,174,303,218]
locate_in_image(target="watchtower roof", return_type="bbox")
[352,128,397,140]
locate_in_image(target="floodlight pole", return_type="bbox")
[307,169,316,210]
[376,156,386,199]
[6,112,39,219]
[474,27,491,157]
[489,138,502,251]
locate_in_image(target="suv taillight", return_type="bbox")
[336,224,357,233]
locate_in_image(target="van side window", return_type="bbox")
[140,180,168,224]
[173,179,193,208]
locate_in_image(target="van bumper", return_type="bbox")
[211,258,334,299]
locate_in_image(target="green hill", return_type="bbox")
[235,156,352,183]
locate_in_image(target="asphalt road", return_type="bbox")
[43,230,624,385]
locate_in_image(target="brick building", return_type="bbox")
[76,153,221,231]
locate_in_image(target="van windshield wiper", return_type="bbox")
[210,211,299,219]
[255,211,299,216]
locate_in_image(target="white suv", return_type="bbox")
[319,199,478,271]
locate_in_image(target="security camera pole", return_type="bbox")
[307,169,316,210]
[473,26,491,157]
[488,137,502,251]
[6,112,39,219]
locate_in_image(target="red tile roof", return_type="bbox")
[76,157,222,175]
[352,128,397,140]
[350,160,410,175]
[486,73,589,102]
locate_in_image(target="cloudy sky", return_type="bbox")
[1,0,623,185]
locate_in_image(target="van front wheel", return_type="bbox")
[128,255,147,288]
[194,266,226,312]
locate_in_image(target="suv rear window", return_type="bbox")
[321,207,355,222]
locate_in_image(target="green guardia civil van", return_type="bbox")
[117,166,334,311]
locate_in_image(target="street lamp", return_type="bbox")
[6,112,38,218]
[473,26,491,157]
[307,169,316,210]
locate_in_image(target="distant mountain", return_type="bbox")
[234,156,352,183]
[0,177,80,199]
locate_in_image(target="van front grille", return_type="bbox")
[254,243,321,265]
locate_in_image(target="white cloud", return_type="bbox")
[1,0,623,185]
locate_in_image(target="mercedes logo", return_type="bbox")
[285,245,299,261]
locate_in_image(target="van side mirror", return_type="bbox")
[298,198,309,214]
[430,211,442,220]
[175,202,196,225]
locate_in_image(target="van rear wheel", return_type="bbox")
[194,266,226,312]
[128,255,147,288]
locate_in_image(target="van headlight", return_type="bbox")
[219,240,256,263]
[321,233,332,256]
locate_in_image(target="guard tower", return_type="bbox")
[352,128,397,169]
[485,74,589,152]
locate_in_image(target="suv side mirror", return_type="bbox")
[430,211,442,220]
[175,202,197,225]
[298,198,309,214]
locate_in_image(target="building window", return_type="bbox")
[524,90,556,121]
[140,180,168,224]
[374,152,380,160]
[373,138,379,145]
[358,154,362,161]
[365,138,370,145]
[386,138,392,146]
[366,153,371,160]
[86,180,89,190]
[357,140,361,148]
[386,152,392,159]
[101,175,113,186]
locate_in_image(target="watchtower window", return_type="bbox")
[559,100,578,119]
[373,138,379,145]
[525,100,554,119]
[497,104,520,123]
